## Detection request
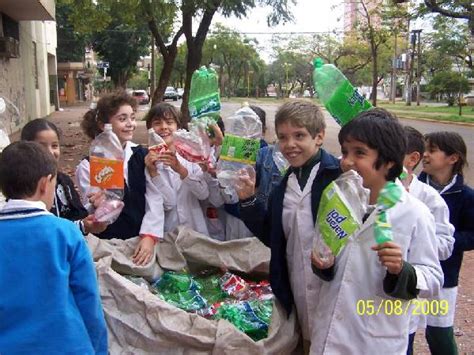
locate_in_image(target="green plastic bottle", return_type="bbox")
[313,58,372,126]
[188,66,221,120]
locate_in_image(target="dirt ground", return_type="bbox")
[11,104,474,354]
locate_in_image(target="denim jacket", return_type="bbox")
[255,145,283,208]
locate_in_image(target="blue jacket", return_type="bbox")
[419,172,474,287]
[239,149,341,315]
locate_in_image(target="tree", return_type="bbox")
[427,71,470,106]
[422,1,473,36]
[56,2,88,63]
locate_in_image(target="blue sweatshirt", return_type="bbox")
[0,201,108,354]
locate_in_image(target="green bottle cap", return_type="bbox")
[313,58,324,69]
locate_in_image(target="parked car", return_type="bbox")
[164,86,178,101]
[176,88,184,99]
[132,90,150,104]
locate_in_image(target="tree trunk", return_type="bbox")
[371,44,378,106]
[153,48,178,105]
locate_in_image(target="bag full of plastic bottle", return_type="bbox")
[89,123,125,224]
[216,106,262,189]
[312,170,369,267]
[313,58,372,126]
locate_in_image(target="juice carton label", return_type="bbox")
[90,156,124,189]
[219,134,260,165]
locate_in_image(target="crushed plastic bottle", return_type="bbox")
[216,106,262,189]
[89,123,125,224]
[148,128,168,170]
[272,144,289,176]
[173,124,211,166]
[313,58,372,126]
[188,66,221,120]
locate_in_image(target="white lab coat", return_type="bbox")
[310,189,443,355]
[75,141,166,238]
[157,153,210,236]
[408,174,455,334]
[282,164,323,341]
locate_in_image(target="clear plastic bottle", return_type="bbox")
[313,58,372,126]
[272,143,289,176]
[89,123,125,223]
[148,128,168,170]
[188,66,221,120]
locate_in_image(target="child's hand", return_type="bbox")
[145,151,159,178]
[133,236,156,265]
[157,151,188,179]
[87,190,106,209]
[311,250,335,269]
[209,123,224,147]
[371,242,404,275]
[236,169,256,200]
[82,215,108,234]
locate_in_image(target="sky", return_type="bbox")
[211,0,344,62]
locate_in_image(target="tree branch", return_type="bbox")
[424,0,470,20]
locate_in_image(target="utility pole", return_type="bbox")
[391,31,398,104]
[415,30,422,106]
[406,30,417,106]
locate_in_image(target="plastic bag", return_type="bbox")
[312,170,369,263]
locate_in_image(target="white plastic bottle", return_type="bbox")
[89,123,125,223]
[148,128,168,170]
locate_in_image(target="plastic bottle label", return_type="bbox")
[316,183,360,256]
[219,134,260,165]
[325,83,372,126]
[189,93,221,119]
[90,156,124,189]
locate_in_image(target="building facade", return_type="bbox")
[0,0,56,134]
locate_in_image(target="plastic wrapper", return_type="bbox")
[248,280,273,301]
[215,300,273,341]
[195,274,228,305]
[312,170,369,264]
[216,106,262,189]
[220,272,252,300]
[374,181,403,244]
[173,127,211,165]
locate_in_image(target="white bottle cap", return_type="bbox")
[104,123,113,131]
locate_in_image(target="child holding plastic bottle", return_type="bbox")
[144,102,210,235]
[310,109,443,354]
[76,91,165,265]
[21,118,107,235]
[236,100,341,348]
[418,131,474,355]
[402,126,455,355]
[0,141,107,354]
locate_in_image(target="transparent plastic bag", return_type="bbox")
[89,124,125,224]
[312,170,369,264]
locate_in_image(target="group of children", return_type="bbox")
[0,90,472,354]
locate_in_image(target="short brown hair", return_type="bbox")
[0,141,57,199]
[81,91,137,139]
[144,102,182,129]
[275,101,326,138]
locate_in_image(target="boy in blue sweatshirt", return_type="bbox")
[0,141,108,354]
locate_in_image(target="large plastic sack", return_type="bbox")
[87,226,300,354]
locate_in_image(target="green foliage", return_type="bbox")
[427,71,470,105]
[56,1,88,62]
[127,70,149,90]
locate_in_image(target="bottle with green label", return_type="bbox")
[313,58,372,126]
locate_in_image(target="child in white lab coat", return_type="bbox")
[403,126,454,355]
[144,102,210,235]
[310,109,443,354]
